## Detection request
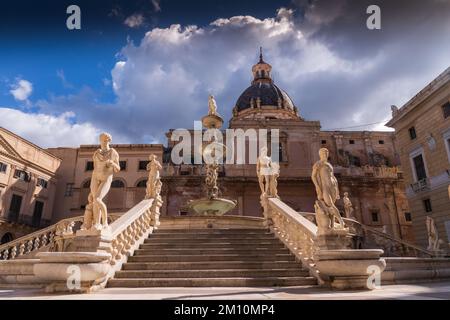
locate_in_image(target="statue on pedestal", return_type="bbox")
[269,161,280,198]
[343,192,355,219]
[146,154,162,199]
[208,95,218,116]
[312,148,346,234]
[426,216,440,251]
[257,147,271,195]
[80,133,120,232]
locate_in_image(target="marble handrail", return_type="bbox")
[266,197,324,283]
[0,214,121,261]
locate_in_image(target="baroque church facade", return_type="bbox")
[0,53,413,243]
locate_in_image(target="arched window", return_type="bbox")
[82,179,91,188]
[111,180,125,188]
[1,233,13,244]
[136,179,147,188]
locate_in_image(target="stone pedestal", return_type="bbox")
[315,249,386,290]
[72,228,113,253]
[316,232,353,250]
[34,252,112,293]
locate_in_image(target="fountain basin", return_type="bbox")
[187,198,237,216]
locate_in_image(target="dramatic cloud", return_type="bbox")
[10,79,33,101]
[0,108,103,148]
[34,0,450,145]
[124,13,145,28]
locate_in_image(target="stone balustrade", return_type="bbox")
[262,196,386,290]
[32,197,162,293]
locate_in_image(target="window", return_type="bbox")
[0,162,7,173]
[442,101,450,119]
[111,180,125,188]
[13,169,30,182]
[278,145,283,162]
[82,179,91,188]
[423,199,432,212]
[138,160,149,171]
[85,161,94,171]
[404,212,412,222]
[119,161,127,171]
[349,140,355,145]
[378,140,385,145]
[32,201,44,228]
[371,211,379,223]
[409,127,417,140]
[179,211,188,216]
[321,140,327,145]
[8,194,23,222]
[64,183,74,197]
[412,154,427,181]
[136,179,147,188]
[36,178,48,189]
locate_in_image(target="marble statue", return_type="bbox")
[80,132,120,232]
[257,147,272,195]
[426,216,440,251]
[269,161,280,198]
[343,192,355,219]
[205,159,220,199]
[146,154,162,199]
[312,148,346,232]
[208,95,218,116]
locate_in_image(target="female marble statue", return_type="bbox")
[343,192,355,219]
[89,132,120,231]
[426,216,440,251]
[146,154,162,199]
[312,148,345,228]
[257,147,272,195]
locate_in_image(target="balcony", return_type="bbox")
[411,178,430,193]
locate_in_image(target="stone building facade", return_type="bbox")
[387,67,450,247]
[46,55,413,241]
[0,127,61,243]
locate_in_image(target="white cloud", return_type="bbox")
[124,13,145,28]
[10,79,33,101]
[34,1,450,144]
[0,108,103,147]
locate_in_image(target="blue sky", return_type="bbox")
[0,0,449,147]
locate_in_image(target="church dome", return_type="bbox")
[234,48,297,114]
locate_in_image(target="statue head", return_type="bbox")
[99,132,112,147]
[319,148,329,161]
[344,192,349,197]
[149,154,157,161]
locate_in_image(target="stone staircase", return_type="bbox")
[108,228,317,287]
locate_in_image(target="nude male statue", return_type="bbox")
[257,147,272,195]
[90,132,120,231]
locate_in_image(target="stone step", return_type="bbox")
[122,261,301,270]
[139,243,285,249]
[144,238,281,244]
[107,276,317,287]
[149,233,275,239]
[155,228,269,234]
[134,248,290,255]
[115,269,309,278]
[128,254,296,263]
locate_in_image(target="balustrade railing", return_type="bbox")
[0,214,121,261]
